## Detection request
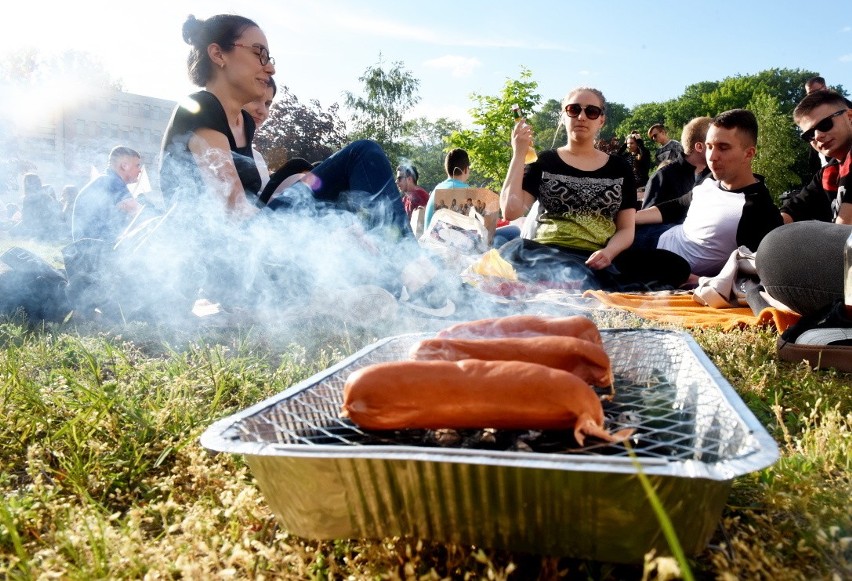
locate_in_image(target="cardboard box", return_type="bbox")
[432,188,499,244]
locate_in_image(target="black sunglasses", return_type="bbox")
[800,109,847,142]
[564,103,605,120]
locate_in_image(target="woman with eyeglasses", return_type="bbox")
[153,14,449,316]
[499,87,690,291]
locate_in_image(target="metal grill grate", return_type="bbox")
[219,329,762,464]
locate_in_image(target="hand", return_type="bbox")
[512,119,534,155]
[585,249,612,270]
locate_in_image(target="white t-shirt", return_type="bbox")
[657,178,746,276]
[252,147,270,191]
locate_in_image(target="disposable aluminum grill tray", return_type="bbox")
[201,328,779,563]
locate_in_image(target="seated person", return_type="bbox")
[423,148,471,229]
[396,163,430,218]
[155,13,450,316]
[634,109,783,278]
[647,123,685,165]
[17,173,64,242]
[499,86,689,292]
[72,146,143,242]
[641,116,712,210]
[780,89,852,225]
[244,77,277,192]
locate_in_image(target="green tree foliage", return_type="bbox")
[615,68,829,190]
[600,101,630,141]
[529,99,562,151]
[344,54,420,166]
[446,68,540,188]
[401,117,463,191]
[749,92,803,202]
[254,86,347,171]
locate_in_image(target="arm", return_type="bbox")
[500,120,536,221]
[586,208,635,270]
[189,128,259,220]
[635,206,662,225]
[837,203,852,225]
[737,193,784,251]
[781,170,832,223]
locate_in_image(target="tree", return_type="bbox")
[615,68,829,184]
[529,99,562,151]
[446,68,540,188]
[401,116,463,190]
[344,54,420,166]
[749,91,803,202]
[600,101,630,141]
[254,86,347,171]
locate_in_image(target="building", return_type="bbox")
[1,88,176,207]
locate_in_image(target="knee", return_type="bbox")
[349,139,384,156]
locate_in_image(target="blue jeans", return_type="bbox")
[267,139,411,240]
[633,222,677,251]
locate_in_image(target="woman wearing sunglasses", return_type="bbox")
[498,87,689,291]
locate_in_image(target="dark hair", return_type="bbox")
[445,148,470,178]
[182,13,259,86]
[805,76,826,88]
[268,76,277,98]
[711,109,758,146]
[794,89,849,122]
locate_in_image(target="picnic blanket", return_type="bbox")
[582,290,801,333]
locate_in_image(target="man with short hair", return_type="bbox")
[634,109,783,277]
[647,123,684,164]
[642,117,712,210]
[72,146,143,242]
[424,148,471,229]
[395,163,429,219]
[781,90,852,225]
[805,76,827,94]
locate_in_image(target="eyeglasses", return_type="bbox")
[650,132,660,141]
[232,43,275,66]
[800,109,847,142]
[564,103,605,120]
[395,175,406,182]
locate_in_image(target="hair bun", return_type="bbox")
[182,14,203,45]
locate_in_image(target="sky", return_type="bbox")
[3,1,852,126]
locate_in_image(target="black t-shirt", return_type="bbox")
[159,90,261,205]
[521,149,636,252]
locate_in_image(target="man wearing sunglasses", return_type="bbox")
[780,90,852,225]
[647,123,684,165]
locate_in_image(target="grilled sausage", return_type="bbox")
[409,335,613,387]
[341,359,631,445]
[436,315,603,346]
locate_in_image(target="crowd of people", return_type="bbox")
[0,13,849,367]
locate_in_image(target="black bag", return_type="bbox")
[0,247,70,322]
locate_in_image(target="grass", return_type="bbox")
[0,237,850,578]
[0,316,848,580]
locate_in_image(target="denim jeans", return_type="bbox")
[633,222,677,251]
[267,139,411,240]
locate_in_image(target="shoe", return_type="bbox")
[777,300,852,372]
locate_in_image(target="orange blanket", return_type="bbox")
[582,291,801,333]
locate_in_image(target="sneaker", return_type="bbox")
[777,299,852,372]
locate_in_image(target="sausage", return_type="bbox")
[436,315,603,346]
[341,359,631,446]
[409,335,613,387]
